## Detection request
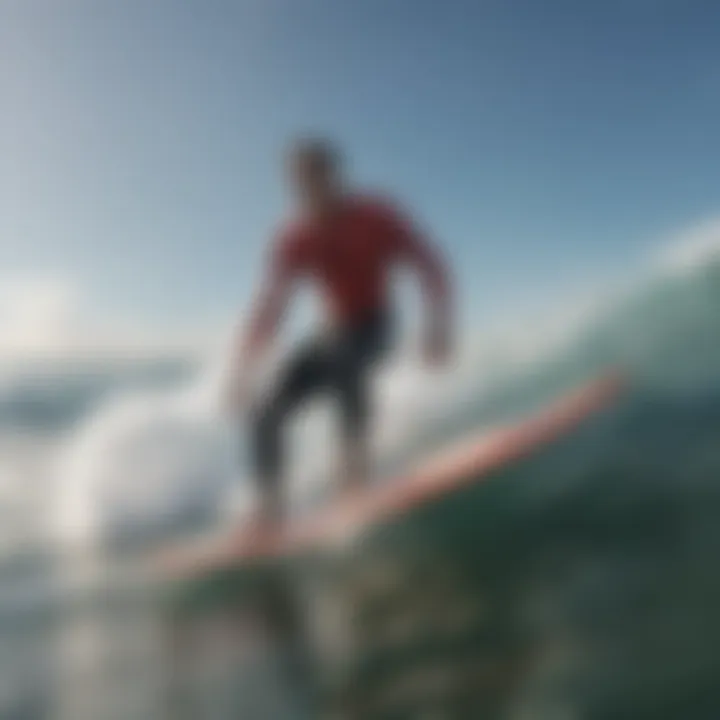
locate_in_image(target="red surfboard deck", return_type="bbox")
[160,371,626,589]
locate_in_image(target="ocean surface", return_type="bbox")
[1,236,720,718]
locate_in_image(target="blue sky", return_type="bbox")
[2,0,720,347]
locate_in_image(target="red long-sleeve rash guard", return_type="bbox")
[254,195,448,339]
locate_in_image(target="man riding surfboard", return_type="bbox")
[228,138,453,534]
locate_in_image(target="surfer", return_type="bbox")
[228,138,453,532]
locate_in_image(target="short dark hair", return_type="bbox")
[288,137,341,175]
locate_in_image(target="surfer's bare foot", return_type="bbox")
[230,515,277,554]
[338,438,370,500]
[337,470,372,513]
[232,495,283,548]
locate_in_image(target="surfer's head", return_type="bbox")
[286,137,343,213]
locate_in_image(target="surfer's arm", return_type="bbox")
[239,244,297,364]
[226,252,296,412]
[389,207,453,363]
[228,238,300,412]
[226,291,288,415]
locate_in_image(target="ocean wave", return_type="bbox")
[1,226,720,719]
[4,220,720,552]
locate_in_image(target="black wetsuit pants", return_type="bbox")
[250,310,392,496]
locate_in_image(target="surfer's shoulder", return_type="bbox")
[274,211,312,247]
[347,191,405,225]
[269,215,313,269]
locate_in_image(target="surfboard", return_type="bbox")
[159,371,626,614]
